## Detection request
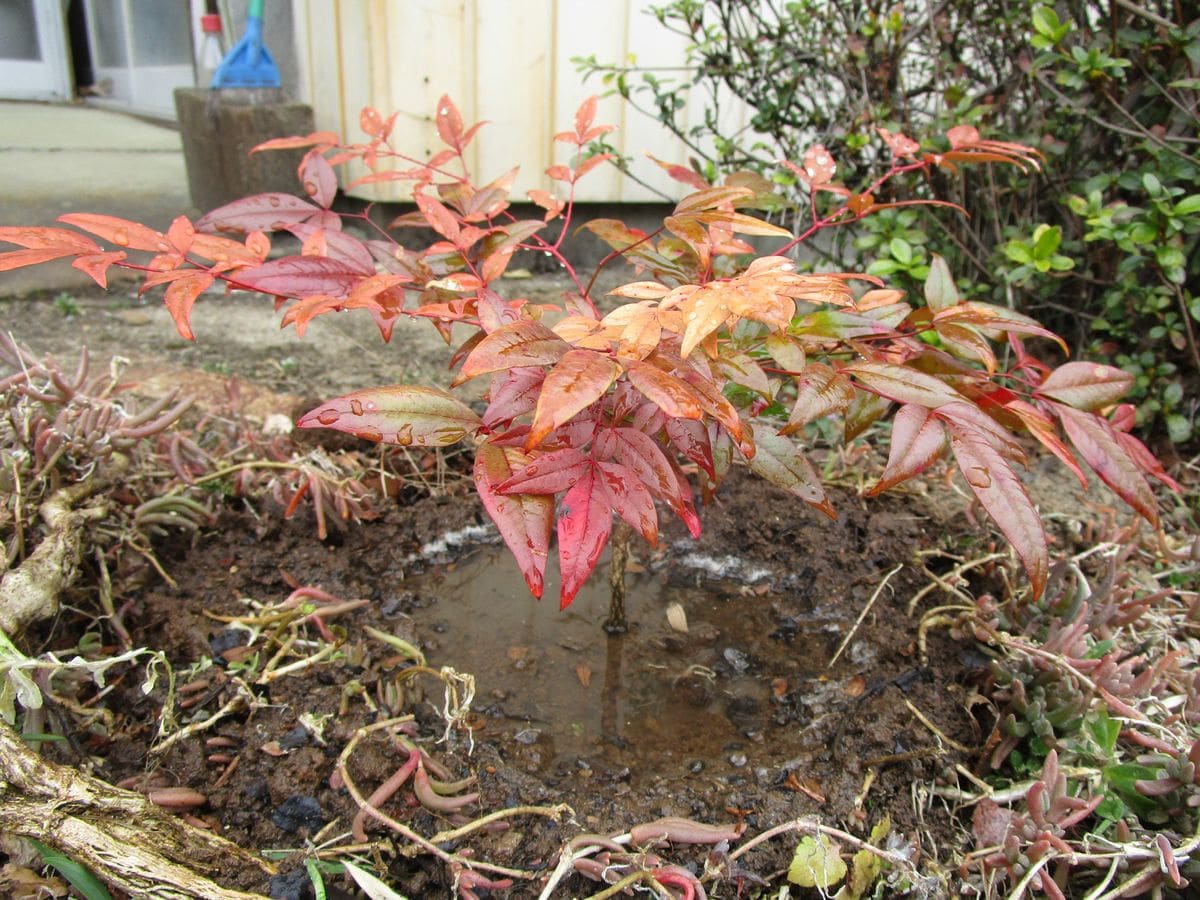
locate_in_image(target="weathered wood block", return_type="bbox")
[174,88,315,213]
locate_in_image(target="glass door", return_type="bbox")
[84,0,194,118]
[0,0,72,101]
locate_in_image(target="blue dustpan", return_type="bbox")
[211,0,281,89]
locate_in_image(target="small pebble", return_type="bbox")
[689,760,705,774]
[729,753,748,768]
[723,647,751,674]
[513,728,540,745]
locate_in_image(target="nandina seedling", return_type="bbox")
[0,97,1178,616]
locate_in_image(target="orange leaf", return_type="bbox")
[455,320,569,386]
[251,131,339,153]
[59,213,171,252]
[624,359,703,419]
[528,350,621,449]
[0,225,100,253]
[163,272,215,341]
[71,251,127,288]
[435,95,464,149]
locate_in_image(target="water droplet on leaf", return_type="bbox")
[966,466,992,489]
[316,410,339,426]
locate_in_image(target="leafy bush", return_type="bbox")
[0,97,1177,610]
[580,0,1200,443]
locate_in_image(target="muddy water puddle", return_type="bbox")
[403,538,863,787]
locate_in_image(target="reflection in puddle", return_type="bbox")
[402,542,844,778]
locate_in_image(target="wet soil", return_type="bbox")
[3,281,1120,896]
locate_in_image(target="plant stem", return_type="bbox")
[604,520,633,634]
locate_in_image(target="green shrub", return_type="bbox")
[580,0,1200,443]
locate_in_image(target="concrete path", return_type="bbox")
[0,101,195,293]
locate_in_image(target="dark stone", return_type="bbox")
[208,628,242,655]
[270,794,325,834]
[268,868,314,900]
[278,725,309,750]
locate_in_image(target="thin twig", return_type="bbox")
[904,699,974,753]
[829,563,903,667]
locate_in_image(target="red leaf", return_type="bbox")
[360,107,386,138]
[623,359,704,419]
[934,302,1067,354]
[1115,430,1181,493]
[844,390,892,441]
[556,466,612,610]
[57,213,170,253]
[436,95,465,149]
[947,426,1048,599]
[1005,399,1088,488]
[878,127,920,159]
[675,365,744,439]
[574,153,613,180]
[163,272,215,341]
[801,144,837,185]
[596,460,658,545]
[868,404,947,495]
[528,350,622,449]
[278,294,346,337]
[195,194,323,235]
[237,255,368,298]
[647,154,710,191]
[1036,362,1133,411]
[166,215,196,255]
[946,125,981,149]
[528,189,565,221]
[575,95,598,138]
[482,367,544,429]
[497,448,590,495]
[664,418,715,479]
[745,423,834,518]
[297,385,481,446]
[1055,404,1159,525]
[607,427,685,507]
[673,185,753,215]
[455,320,570,385]
[934,400,1027,463]
[474,443,553,598]
[282,223,375,272]
[299,150,338,209]
[780,363,854,434]
[414,191,462,243]
[847,361,962,409]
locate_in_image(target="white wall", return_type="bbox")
[293,0,756,203]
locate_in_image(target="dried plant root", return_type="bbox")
[0,719,274,899]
